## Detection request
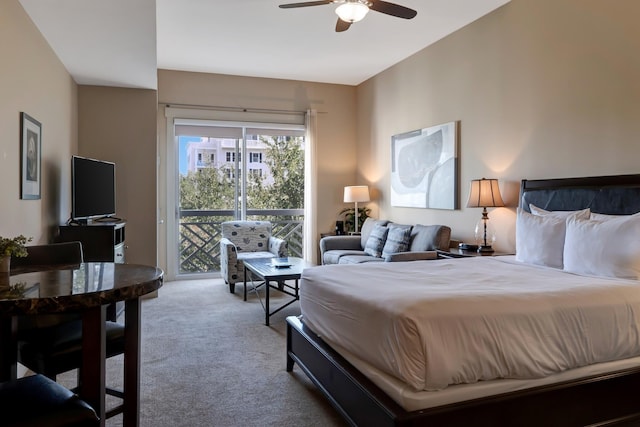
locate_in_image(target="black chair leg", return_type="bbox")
[229,282,235,293]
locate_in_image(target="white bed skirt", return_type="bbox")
[325,337,640,412]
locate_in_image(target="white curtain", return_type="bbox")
[304,109,318,263]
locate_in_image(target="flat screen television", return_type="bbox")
[71,155,116,223]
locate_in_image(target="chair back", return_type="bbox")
[11,241,84,273]
[221,221,272,253]
[11,241,84,330]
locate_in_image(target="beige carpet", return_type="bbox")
[59,278,347,427]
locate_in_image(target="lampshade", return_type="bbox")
[344,185,370,203]
[335,2,370,23]
[466,178,505,208]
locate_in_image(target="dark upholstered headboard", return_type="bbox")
[520,174,640,215]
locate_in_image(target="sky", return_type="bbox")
[179,136,199,175]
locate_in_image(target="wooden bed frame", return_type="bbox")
[287,174,640,427]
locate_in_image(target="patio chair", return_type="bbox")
[219,221,288,295]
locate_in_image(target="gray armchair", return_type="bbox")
[219,221,288,293]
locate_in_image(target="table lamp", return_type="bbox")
[343,185,370,233]
[466,178,504,253]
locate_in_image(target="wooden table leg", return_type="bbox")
[123,297,141,427]
[0,316,17,382]
[81,305,106,427]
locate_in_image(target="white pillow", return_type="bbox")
[516,208,571,269]
[529,204,591,219]
[563,213,640,279]
[590,212,624,221]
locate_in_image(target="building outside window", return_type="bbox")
[225,152,242,163]
[250,152,262,163]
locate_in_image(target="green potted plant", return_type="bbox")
[339,206,371,234]
[0,235,32,273]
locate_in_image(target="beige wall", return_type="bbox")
[0,0,77,243]
[157,70,357,269]
[5,0,639,263]
[78,86,158,266]
[356,0,640,252]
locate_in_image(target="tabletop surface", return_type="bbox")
[243,257,311,279]
[0,263,163,315]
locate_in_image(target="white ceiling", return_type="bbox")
[19,0,510,90]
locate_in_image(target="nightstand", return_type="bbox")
[438,247,512,258]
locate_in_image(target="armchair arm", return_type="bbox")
[220,237,237,259]
[268,236,288,257]
[319,235,362,253]
[219,238,238,279]
[385,251,438,262]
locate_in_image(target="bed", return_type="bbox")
[286,174,640,427]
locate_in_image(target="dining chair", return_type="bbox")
[11,241,85,330]
[11,241,127,420]
[10,241,84,274]
[0,374,99,427]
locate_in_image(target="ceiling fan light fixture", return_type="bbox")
[335,2,369,23]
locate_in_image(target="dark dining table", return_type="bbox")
[0,262,163,427]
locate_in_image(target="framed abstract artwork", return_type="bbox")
[390,121,459,209]
[20,112,42,200]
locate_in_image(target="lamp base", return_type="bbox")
[477,245,495,253]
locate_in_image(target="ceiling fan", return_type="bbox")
[279,0,417,32]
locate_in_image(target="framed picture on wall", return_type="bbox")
[20,112,42,200]
[390,121,459,209]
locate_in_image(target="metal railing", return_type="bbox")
[179,209,304,274]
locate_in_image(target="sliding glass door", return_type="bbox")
[172,120,305,276]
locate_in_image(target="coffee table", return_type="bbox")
[243,257,311,326]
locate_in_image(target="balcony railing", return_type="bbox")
[179,209,304,274]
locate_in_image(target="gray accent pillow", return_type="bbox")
[410,224,452,251]
[382,226,412,260]
[360,218,390,248]
[364,224,389,258]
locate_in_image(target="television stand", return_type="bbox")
[57,220,127,319]
[70,216,122,226]
[58,220,126,263]
[92,216,123,224]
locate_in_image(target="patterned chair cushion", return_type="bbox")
[221,221,271,253]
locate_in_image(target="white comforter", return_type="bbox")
[299,257,640,391]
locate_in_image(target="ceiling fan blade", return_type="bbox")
[335,18,352,32]
[369,0,417,19]
[279,0,333,8]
